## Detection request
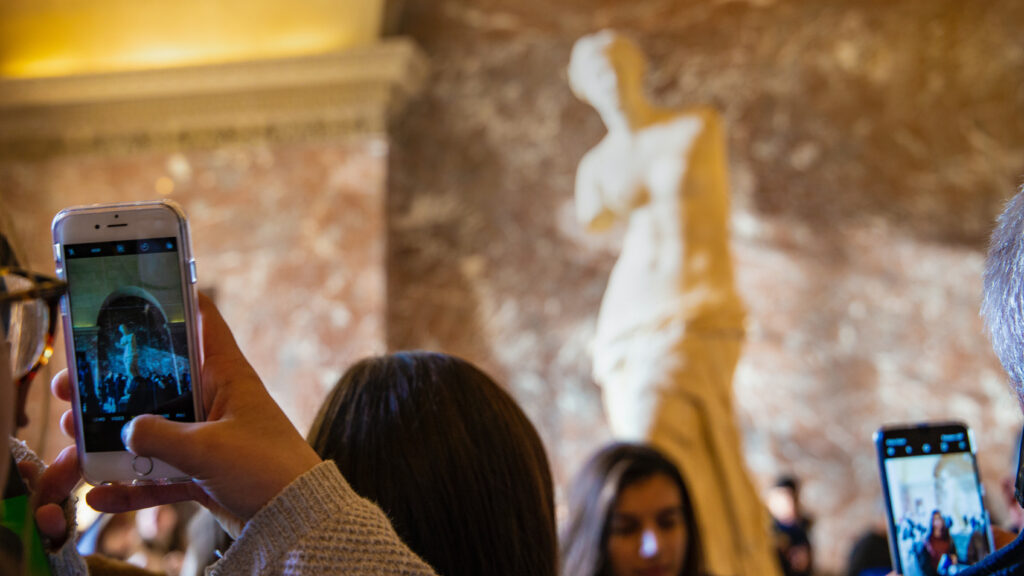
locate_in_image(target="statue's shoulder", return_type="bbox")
[578,136,620,168]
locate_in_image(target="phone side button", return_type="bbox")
[131,455,154,477]
[189,259,198,284]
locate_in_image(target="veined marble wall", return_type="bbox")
[387,1,1024,572]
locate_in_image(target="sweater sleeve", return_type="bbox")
[8,438,90,576]
[208,461,437,576]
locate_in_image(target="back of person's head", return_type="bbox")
[768,474,804,526]
[307,351,557,576]
[983,187,1024,397]
[561,442,702,576]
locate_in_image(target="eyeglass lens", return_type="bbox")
[0,272,51,381]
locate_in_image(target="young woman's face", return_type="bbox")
[606,473,688,576]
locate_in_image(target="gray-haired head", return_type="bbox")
[982,187,1024,401]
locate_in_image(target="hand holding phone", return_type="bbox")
[875,422,994,575]
[51,294,323,537]
[52,201,204,485]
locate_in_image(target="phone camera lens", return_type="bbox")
[94,224,100,229]
[114,214,119,219]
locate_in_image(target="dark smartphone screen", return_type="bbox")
[63,238,196,452]
[876,423,994,575]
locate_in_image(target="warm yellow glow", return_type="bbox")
[0,0,384,78]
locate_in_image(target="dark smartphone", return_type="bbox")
[875,421,994,575]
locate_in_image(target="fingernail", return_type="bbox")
[121,419,135,451]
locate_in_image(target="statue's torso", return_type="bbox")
[587,114,740,352]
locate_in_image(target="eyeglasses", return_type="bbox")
[0,268,67,387]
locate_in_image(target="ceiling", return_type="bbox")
[0,0,386,78]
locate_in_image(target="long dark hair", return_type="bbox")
[928,510,951,542]
[307,351,557,576]
[561,442,702,576]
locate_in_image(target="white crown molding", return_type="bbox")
[0,37,429,155]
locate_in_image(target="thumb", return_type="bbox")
[123,415,204,476]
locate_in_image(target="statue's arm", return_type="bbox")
[575,152,616,232]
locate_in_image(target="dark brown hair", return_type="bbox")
[307,351,557,576]
[561,442,702,576]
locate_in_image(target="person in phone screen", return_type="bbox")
[915,511,956,576]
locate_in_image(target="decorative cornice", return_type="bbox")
[0,37,428,157]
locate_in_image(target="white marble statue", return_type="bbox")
[569,30,782,576]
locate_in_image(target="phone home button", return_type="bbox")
[131,456,154,477]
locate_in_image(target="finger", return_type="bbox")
[196,293,260,414]
[50,369,71,402]
[86,481,204,513]
[122,415,204,475]
[197,292,248,366]
[60,410,75,438]
[202,501,245,540]
[33,446,79,507]
[16,459,42,488]
[34,503,68,544]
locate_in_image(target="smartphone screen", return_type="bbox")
[1,457,52,576]
[876,423,994,575]
[62,238,196,453]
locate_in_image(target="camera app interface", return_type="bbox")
[882,428,992,576]
[64,238,195,452]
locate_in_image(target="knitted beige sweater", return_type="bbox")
[10,439,437,576]
[208,461,437,575]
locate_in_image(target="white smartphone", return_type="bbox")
[875,421,994,575]
[52,200,203,485]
